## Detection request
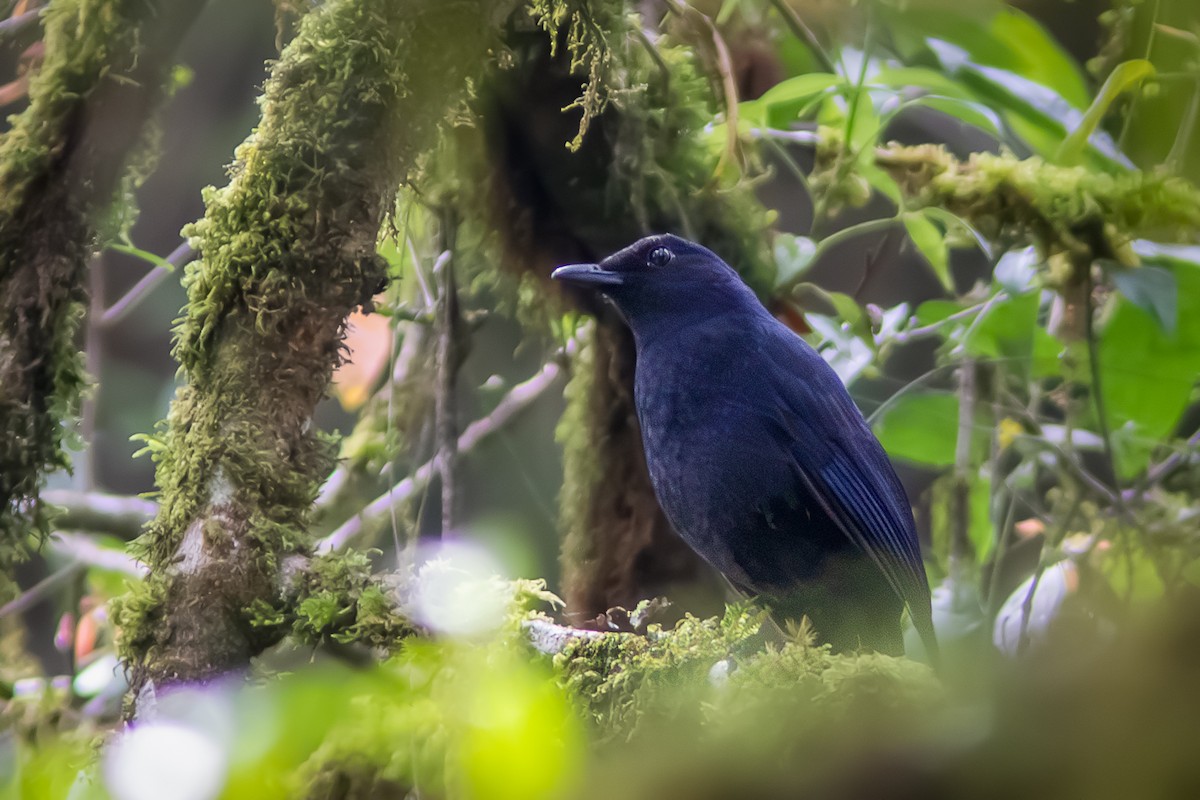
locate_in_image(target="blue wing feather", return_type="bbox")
[762,322,938,655]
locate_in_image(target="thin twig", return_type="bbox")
[100,242,193,327]
[0,563,83,619]
[433,247,460,537]
[886,292,1008,346]
[49,532,146,577]
[950,359,977,572]
[765,0,838,75]
[748,127,821,146]
[316,321,431,511]
[1015,497,1082,653]
[316,346,572,554]
[1140,428,1200,490]
[1166,78,1200,172]
[1083,271,1130,519]
[664,0,742,175]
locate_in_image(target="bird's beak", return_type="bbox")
[551,263,625,287]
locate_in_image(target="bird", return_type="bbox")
[552,233,938,660]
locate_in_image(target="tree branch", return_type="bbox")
[0,0,206,592]
[317,348,570,554]
[43,490,157,538]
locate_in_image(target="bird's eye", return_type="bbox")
[647,247,674,267]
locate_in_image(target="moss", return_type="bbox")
[553,604,942,746]
[527,0,620,151]
[0,0,197,591]
[869,140,1200,284]
[120,0,517,689]
[555,332,603,598]
[281,551,417,652]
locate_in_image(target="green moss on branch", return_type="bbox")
[118,0,513,695]
[0,0,202,595]
[553,605,941,742]
[828,136,1200,283]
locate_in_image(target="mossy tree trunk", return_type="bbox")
[117,0,515,703]
[0,0,205,599]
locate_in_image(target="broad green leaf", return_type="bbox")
[903,212,951,289]
[869,66,975,100]
[1108,262,1178,335]
[926,40,1133,171]
[873,391,961,467]
[909,95,1003,138]
[1057,59,1155,165]
[1097,251,1200,456]
[1100,540,1165,603]
[913,298,963,328]
[895,5,1089,109]
[985,7,1089,107]
[914,293,1061,377]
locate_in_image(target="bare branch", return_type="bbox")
[0,8,39,38]
[42,489,157,538]
[99,242,194,327]
[317,347,571,554]
[49,531,147,577]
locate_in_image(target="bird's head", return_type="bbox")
[551,234,763,336]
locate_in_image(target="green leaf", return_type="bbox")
[772,234,817,290]
[873,392,961,467]
[993,247,1039,294]
[741,73,843,127]
[903,212,951,289]
[1108,263,1178,335]
[910,95,1003,138]
[869,66,975,100]
[896,5,1089,108]
[1056,59,1155,165]
[926,40,1133,171]
[1097,250,1200,450]
[913,293,1062,378]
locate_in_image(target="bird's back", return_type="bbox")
[633,309,935,657]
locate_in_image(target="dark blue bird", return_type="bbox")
[553,234,937,659]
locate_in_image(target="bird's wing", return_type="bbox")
[764,325,938,655]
